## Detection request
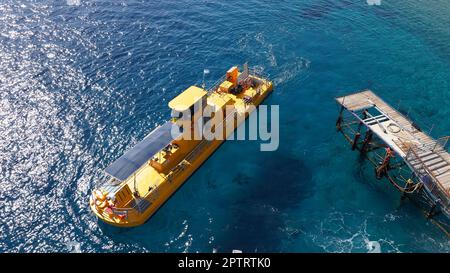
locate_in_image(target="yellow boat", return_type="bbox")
[89,64,273,227]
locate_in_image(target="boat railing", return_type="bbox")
[104,206,140,221]
[206,67,270,95]
[108,197,149,219]
[94,175,122,194]
[165,108,240,182]
[207,75,227,94]
[111,108,246,218]
[96,163,158,218]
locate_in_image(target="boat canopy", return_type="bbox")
[168,86,207,112]
[105,121,181,181]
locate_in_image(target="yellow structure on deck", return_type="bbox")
[89,65,273,227]
[168,86,207,112]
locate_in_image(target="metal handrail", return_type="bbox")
[406,113,435,135]
[406,145,450,204]
[176,108,239,163]
[206,66,270,94]
[207,75,227,93]
[433,136,450,152]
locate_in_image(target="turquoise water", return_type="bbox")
[1,0,450,252]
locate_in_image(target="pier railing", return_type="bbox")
[433,136,450,153]
[405,145,450,215]
[394,101,436,136]
[410,136,450,154]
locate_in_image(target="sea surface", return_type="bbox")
[1,0,450,253]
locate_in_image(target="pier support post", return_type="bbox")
[400,178,413,201]
[352,133,361,150]
[361,130,373,154]
[376,148,393,179]
[336,106,344,132]
[427,203,437,218]
[358,109,368,132]
[400,187,408,201]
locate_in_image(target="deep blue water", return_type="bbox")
[1,0,450,252]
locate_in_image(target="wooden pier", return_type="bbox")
[336,90,450,236]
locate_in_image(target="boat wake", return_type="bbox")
[273,56,311,86]
[238,31,311,87]
[164,219,193,253]
[255,32,277,67]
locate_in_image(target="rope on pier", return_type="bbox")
[386,174,422,194]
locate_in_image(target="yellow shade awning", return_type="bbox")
[168,86,207,112]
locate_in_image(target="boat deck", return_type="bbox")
[336,90,450,195]
[91,69,274,226]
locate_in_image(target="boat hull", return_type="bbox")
[91,76,273,227]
